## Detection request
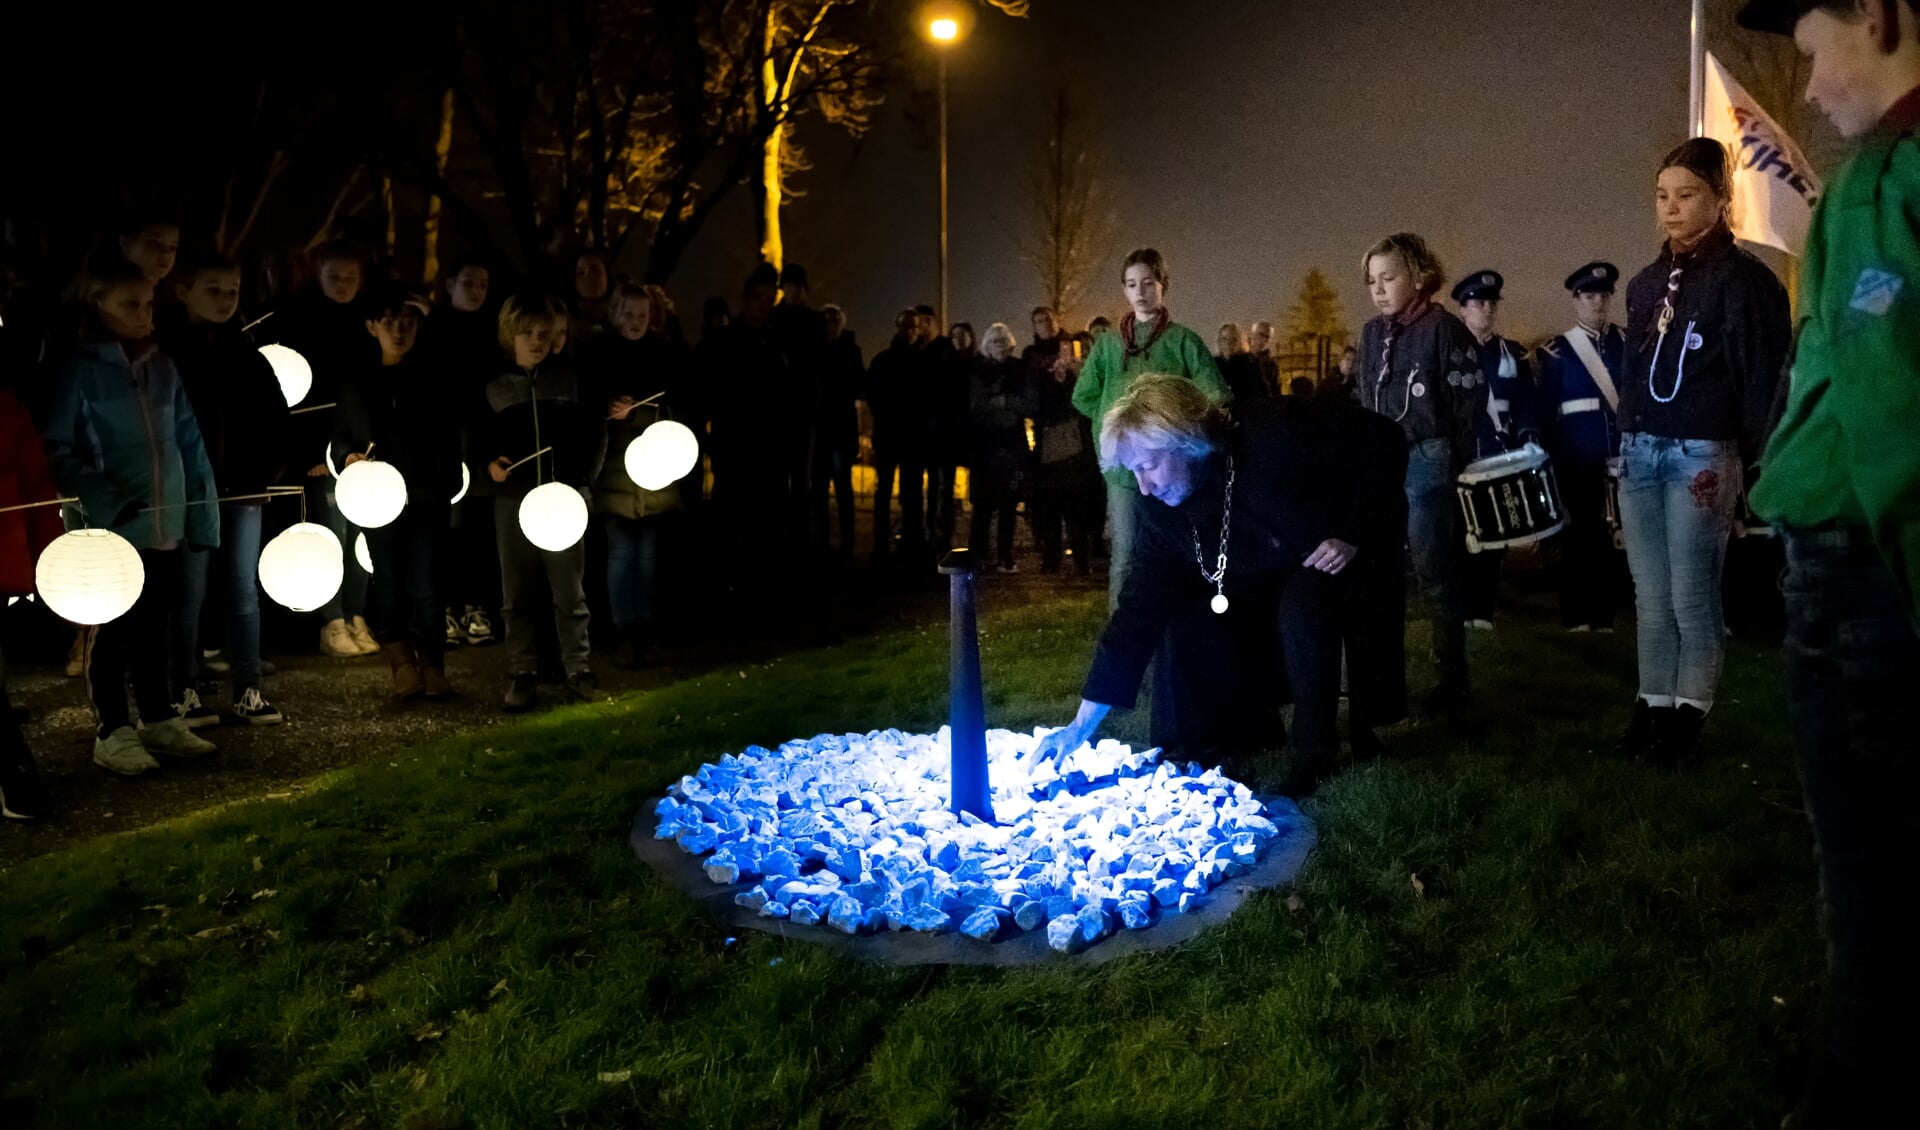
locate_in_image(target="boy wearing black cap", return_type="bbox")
[1739,1,1920,1123]
[1452,269,1538,629]
[1537,261,1629,632]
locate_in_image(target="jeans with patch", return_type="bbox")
[1405,438,1468,690]
[1781,527,1920,1126]
[1617,432,1739,705]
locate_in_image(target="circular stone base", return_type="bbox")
[629,796,1315,967]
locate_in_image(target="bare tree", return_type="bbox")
[1020,85,1113,325]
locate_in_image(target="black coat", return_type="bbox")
[1084,397,1408,715]
[334,357,466,506]
[156,315,291,500]
[967,355,1036,474]
[817,332,863,456]
[1620,223,1791,465]
[1356,302,1484,465]
[473,361,608,496]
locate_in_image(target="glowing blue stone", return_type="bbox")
[960,906,1007,941]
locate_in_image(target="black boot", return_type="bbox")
[616,624,658,671]
[1648,703,1707,769]
[1,691,47,821]
[1277,746,1338,800]
[1615,699,1670,760]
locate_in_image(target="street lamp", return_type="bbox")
[921,3,972,327]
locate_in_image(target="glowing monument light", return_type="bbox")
[624,420,700,491]
[34,528,144,625]
[518,481,588,552]
[258,522,344,612]
[335,459,408,529]
[258,344,313,408]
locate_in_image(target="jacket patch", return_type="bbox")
[1850,268,1903,316]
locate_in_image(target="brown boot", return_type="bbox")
[382,643,425,702]
[421,663,454,701]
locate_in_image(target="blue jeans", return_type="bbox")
[1405,438,1468,689]
[603,514,661,630]
[1781,527,1920,1125]
[1617,433,1739,706]
[320,485,369,623]
[174,504,263,695]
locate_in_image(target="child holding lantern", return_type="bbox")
[40,261,220,775]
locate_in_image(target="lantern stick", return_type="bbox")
[503,446,554,474]
[0,496,78,515]
[288,401,338,416]
[240,310,275,334]
[136,486,309,514]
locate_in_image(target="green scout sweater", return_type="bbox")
[1070,319,1229,487]
[1751,109,1920,621]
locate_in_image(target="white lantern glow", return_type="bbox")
[259,344,313,408]
[335,459,407,529]
[518,481,589,552]
[625,420,700,491]
[258,522,344,612]
[35,528,145,625]
[354,531,374,574]
[450,462,471,505]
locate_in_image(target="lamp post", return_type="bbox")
[925,10,965,327]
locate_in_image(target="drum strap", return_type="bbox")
[1564,327,1620,413]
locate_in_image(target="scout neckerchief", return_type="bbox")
[1373,299,1431,422]
[1645,222,1733,403]
[1121,308,1171,359]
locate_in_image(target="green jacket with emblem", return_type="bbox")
[1751,118,1920,621]
[1070,319,1229,488]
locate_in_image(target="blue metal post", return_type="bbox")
[938,548,993,822]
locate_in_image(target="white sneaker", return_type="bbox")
[349,616,381,656]
[1565,624,1593,634]
[94,726,159,775]
[231,687,284,726]
[138,716,217,759]
[445,609,464,647]
[321,618,362,658]
[463,606,495,646]
[1467,619,1496,632]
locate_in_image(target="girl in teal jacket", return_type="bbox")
[40,262,219,776]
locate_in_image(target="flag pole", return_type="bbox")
[1689,0,1707,136]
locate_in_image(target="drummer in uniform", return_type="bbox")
[1453,269,1540,630]
[1535,261,1628,632]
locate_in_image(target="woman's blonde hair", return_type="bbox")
[498,293,567,352]
[980,322,1017,360]
[1097,373,1223,472]
[1362,232,1446,298]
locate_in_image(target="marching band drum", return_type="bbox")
[1455,443,1567,554]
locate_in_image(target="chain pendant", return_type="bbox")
[1210,592,1229,615]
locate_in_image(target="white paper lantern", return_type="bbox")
[259,344,313,408]
[354,531,374,574]
[625,420,699,491]
[450,462,471,505]
[35,528,144,625]
[335,459,407,529]
[259,522,343,612]
[518,481,588,552]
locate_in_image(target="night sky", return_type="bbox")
[667,0,1785,353]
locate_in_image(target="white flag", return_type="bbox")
[1705,52,1822,255]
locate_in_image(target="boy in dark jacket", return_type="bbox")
[481,294,607,711]
[160,253,291,725]
[421,258,500,646]
[1356,232,1484,715]
[336,288,465,702]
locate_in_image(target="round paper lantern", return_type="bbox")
[335,459,408,529]
[518,481,589,552]
[259,344,313,408]
[625,420,700,491]
[259,522,343,612]
[35,528,144,625]
[450,463,471,505]
[354,531,374,574]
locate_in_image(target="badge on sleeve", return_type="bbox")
[1686,331,1703,350]
[1411,382,1427,398]
[1851,268,1904,316]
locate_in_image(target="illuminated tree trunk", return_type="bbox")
[422,87,455,284]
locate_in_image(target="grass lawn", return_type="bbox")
[0,589,1820,1128]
